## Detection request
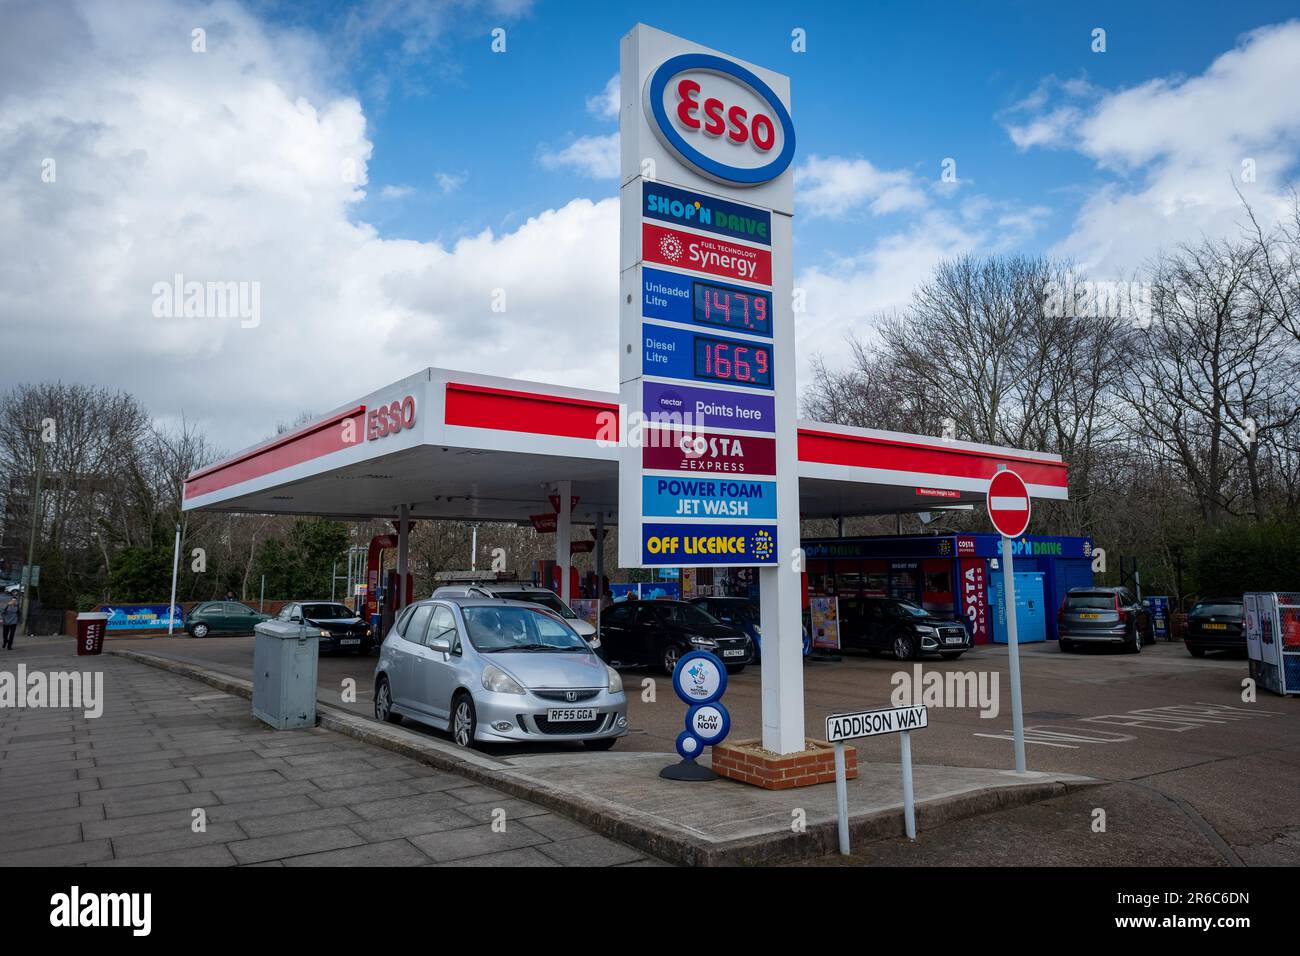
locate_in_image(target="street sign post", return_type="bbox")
[825,705,928,853]
[987,468,1030,774]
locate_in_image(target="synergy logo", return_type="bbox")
[643,182,771,245]
[645,53,796,186]
[643,223,771,284]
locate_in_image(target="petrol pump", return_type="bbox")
[362,521,414,638]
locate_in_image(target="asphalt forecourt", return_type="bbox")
[105,632,1300,867]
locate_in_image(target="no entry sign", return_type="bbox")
[986,469,1031,538]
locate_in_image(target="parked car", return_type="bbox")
[599,599,754,674]
[839,597,971,660]
[689,596,812,660]
[185,601,269,638]
[374,597,626,750]
[1184,597,1245,657]
[1058,587,1153,653]
[432,582,600,655]
[270,601,373,654]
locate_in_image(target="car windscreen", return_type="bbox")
[302,604,355,620]
[1191,602,1242,617]
[494,591,575,619]
[462,606,587,653]
[1065,593,1117,610]
[890,603,930,618]
[676,604,722,628]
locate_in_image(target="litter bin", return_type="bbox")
[251,620,320,729]
[75,612,108,656]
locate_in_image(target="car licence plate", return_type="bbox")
[1079,613,1099,619]
[340,638,360,645]
[944,636,964,645]
[722,649,745,658]
[1203,623,1228,630]
[546,708,596,722]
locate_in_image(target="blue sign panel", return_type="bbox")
[643,323,774,391]
[642,522,778,566]
[104,604,184,631]
[642,267,772,337]
[642,475,777,520]
[642,181,772,245]
[643,380,774,433]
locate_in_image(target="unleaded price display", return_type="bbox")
[692,280,771,335]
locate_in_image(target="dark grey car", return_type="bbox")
[1057,587,1153,653]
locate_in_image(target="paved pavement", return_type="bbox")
[111,632,1300,865]
[0,643,661,866]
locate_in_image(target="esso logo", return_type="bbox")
[645,53,795,186]
[367,395,416,441]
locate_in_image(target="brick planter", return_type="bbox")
[711,738,856,790]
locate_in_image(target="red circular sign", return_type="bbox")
[986,470,1031,538]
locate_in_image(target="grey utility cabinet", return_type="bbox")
[251,620,319,729]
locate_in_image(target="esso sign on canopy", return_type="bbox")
[367,395,416,441]
[645,53,795,186]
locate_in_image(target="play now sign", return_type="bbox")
[825,706,929,742]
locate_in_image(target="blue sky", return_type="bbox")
[278,0,1300,260]
[5,0,1300,446]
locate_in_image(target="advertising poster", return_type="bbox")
[959,558,989,644]
[569,599,599,629]
[682,567,696,597]
[103,604,184,631]
[809,595,840,651]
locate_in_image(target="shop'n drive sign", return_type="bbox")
[618,24,795,569]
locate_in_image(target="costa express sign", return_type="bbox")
[642,427,776,474]
[645,53,795,186]
[367,395,416,441]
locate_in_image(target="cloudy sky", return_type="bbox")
[2,0,1299,452]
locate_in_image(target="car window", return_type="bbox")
[403,605,434,644]
[302,604,352,619]
[635,604,670,627]
[1191,602,1242,616]
[428,606,459,649]
[604,604,632,627]
[493,590,577,619]
[1066,593,1117,610]
[230,603,255,615]
[462,606,586,653]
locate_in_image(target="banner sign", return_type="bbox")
[642,380,774,433]
[959,558,989,644]
[642,427,776,474]
[809,595,840,651]
[103,604,184,631]
[642,180,772,245]
[642,523,777,565]
[641,475,777,519]
[641,267,773,337]
[642,223,771,284]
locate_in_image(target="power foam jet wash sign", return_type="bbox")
[618,24,795,569]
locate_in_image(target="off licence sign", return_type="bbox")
[825,705,928,742]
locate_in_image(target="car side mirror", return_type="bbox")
[290,615,302,624]
[428,637,451,654]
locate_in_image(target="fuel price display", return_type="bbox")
[693,335,773,388]
[692,281,771,336]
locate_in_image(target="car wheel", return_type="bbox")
[451,693,478,749]
[583,738,617,752]
[1187,645,1206,658]
[725,664,746,674]
[892,631,917,661]
[191,623,209,638]
[1128,629,1142,654]
[661,643,683,676]
[940,652,964,661]
[374,677,402,724]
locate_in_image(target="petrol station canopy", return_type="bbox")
[182,366,1069,525]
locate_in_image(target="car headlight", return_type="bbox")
[912,625,936,634]
[605,664,622,694]
[481,664,525,695]
[319,630,332,638]
[689,635,718,647]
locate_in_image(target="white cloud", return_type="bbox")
[0,0,617,450]
[586,74,619,120]
[434,171,465,193]
[380,184,413,199]
[539,133,619,180]
[795,155,928,218]
[1005,21,1300,274]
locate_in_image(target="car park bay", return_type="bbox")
[109,632,1300,864]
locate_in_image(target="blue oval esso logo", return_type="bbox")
[645,53,796,187]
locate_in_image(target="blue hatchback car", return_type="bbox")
[689,596,812,661]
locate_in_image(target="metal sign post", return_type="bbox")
[825,705,929,854]
[987,467,1030,774]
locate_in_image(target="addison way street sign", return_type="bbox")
[825,705,929,852]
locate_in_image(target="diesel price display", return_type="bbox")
[693,335,773,387]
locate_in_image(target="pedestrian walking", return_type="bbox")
[1,596,18,649]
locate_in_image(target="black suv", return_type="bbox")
[1184,597,1244,657]
[1058,587,1153,653]
[839,597,972,660]
[598,600,754,675]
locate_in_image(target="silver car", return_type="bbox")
[373,597,628,750]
